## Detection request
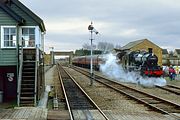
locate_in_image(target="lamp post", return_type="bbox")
[49,47,54,66]
[88,22,98,86]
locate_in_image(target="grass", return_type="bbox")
[0,100,17,109]
[47,98,53,109]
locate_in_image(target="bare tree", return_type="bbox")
[82,43,91,50]
[82,43,96,50]
[115,44,121,49]
[97,42,114,52]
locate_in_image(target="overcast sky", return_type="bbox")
[20,0,180,53]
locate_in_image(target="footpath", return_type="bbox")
[38,65,56,108]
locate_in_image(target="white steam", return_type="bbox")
[100,53,166,87]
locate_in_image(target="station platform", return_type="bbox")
[0,107,47,119]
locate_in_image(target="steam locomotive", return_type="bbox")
[117,48,163,77]
[72,48,163,77]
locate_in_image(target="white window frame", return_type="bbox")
[20,26,40,48]
[1,26,17,48]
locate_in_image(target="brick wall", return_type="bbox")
[131,40,162,66]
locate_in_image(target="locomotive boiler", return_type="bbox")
[118,48,163,77]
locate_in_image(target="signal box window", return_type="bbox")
[22,28,35,47]
[1,27,16,48]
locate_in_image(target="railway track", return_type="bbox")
[155,84,180,95]
[57,64,109,120]
[71,66,180,119]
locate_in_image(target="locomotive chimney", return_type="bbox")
[148,48,153,53]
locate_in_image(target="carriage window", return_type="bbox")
[1,27,16,48]
[22,28,35,47]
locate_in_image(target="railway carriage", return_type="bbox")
[72,55,104,70]
[72,48,163,77]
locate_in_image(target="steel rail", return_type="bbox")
[95,79,180,119]
[64,67,109,120]
[167,84,180,89]
[57,64,74,120]
[71,66,180,119]
[59,64,109,120]
[155,85,180,95]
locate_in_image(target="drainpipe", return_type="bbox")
[16,23,20,105]
[42,32,46,94]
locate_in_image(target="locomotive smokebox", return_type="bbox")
[148,48,153,54]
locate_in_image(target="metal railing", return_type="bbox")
[17,45,23,106]
[34,46,39,106]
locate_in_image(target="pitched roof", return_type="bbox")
[121,39,146,50]
[175,49,180,54]
[0,0,45,32]
[162,49,168,54]
[0,1,25,24]
[12,0,46,32]
[121,39,161,50]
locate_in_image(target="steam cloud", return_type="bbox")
[100,53,166,87]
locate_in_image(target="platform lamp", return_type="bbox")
[49,47,54,66]
[88,22,99,86]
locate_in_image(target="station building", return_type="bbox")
[120,39,162,66]
[0,0,46,106]
[162,49,180,66]
[162,49,169,66]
